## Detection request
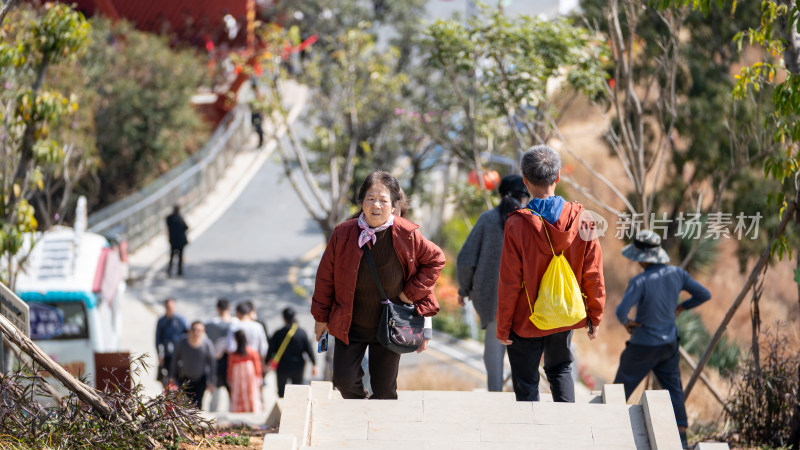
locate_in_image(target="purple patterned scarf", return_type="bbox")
[357,212,394,248]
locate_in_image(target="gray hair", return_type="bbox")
[521,145,561,187]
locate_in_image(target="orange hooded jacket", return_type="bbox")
[496,202,605,341]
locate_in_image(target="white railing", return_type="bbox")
[88,105,251,251]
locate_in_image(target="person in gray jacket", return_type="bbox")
[456,174,529,391]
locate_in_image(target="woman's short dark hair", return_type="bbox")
[234,329,248,355]
[353,170,409,218]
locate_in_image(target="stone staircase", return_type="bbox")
[262,381,728,449]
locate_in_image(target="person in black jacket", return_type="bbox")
[267,307,317,397]
[166,205,188,277]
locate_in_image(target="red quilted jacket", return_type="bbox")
[311,216,445,345]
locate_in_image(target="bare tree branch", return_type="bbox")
[0,0,18,26]
[561,174,624,217]
[685,193,798,398]
[547,115,637,214]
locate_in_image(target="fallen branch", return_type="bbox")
[0,314,113,418]
[678,345,730,415]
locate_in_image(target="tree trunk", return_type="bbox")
[0,0,18,26]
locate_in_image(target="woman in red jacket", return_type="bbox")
[311,171,445,399]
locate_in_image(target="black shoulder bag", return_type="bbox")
[363,248,425,354]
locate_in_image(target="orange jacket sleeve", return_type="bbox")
[581,236,606,327]
[496,217,524,341]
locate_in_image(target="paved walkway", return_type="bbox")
[121,82,315,417]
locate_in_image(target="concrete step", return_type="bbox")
[263,381,702,450]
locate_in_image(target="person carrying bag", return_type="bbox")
[364,248,425,354]
[310,171,445,400]
[268,323,298,370]
[267,307,317,398]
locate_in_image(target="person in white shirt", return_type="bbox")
[227,301,268,366]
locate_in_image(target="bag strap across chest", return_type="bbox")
[364,248,392,305]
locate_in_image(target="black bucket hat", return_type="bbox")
[498,174,529,198]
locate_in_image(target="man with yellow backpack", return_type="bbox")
[497,145,606,402]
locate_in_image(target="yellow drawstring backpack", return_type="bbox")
[524,209,587,330]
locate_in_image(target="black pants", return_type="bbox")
[167,247,183,276]
[167,247,184,276]
[179,374,207,409]
[333,325,401,399]
[506,330,574,402]
[215,353,229,392]
[613,340,688,427]
[276,366,305,398]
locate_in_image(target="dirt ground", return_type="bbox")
[177,425,277,449]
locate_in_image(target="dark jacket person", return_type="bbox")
[166,205,188,277]
[267,307,317,397]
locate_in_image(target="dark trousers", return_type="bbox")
[276,366,305,398]
[333,325,401,399]
[613,340,688,427]
[215,353,229,392]
[179,374,207,409]
[506,330,574,402]
[167,247,184,276]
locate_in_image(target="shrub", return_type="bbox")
[725,330,799,447]
[0,355,214,449]
[81,18,209,205]
[211,431,251,446]
[676,310,740,375]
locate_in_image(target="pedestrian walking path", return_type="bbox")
[264,381,690,450]
[121,82,313,411]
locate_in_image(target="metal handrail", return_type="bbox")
[87,105,251,252]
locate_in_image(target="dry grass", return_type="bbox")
[398,362,483,391]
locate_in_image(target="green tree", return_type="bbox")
[421,6,608,208]
[258,22,409,238]
[0,2,90,287]
[581,0,775,271]
[647,4,800,436]
[81,18,208,206]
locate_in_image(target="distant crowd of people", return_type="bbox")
[155,297,316,412]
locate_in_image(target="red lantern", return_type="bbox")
[484,170,500,190]
[468,170,501,190]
